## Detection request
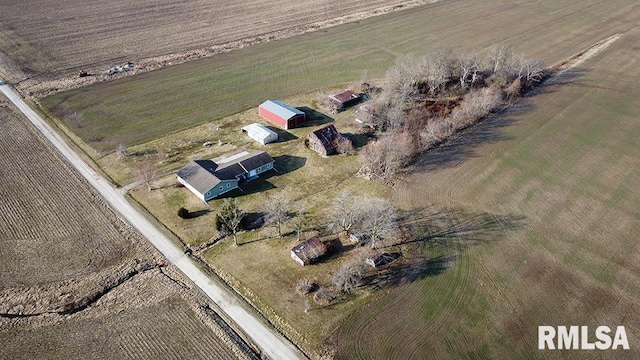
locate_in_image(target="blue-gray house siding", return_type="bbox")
[177,151,274,201]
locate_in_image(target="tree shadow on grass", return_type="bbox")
[186,209,211,219]
[341,132,370,149]
[361,254,455,289]
[410,102,535,173]
[395,207,525,249]
[361,207,525,290]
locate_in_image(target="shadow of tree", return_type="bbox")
[341,132,370,149]
[410,102,535,173]
[242,211,265,230]
[361,254,454,289]
[358,207,525,290]
[395,207,525,249]
[187,209,211,219]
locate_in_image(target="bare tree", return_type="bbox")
[116,144,127,158]
[487,44,514,75]
[313,287,336,306]
[333,260,365,293]
[217,198,245,246]
[449,87,502,128]
[426,48,454,95]
[136,156,157,191]
[522,57,544,85]
[331,190,362,233]
[296,278,317,295]
[289,205,308,241]
[358,197,398,249]
[358,133,414,180]
[334,136,354,155]
[456,52,480,88]
[265,192,292,238]
[386,100,406,131]
[385,54,425,96]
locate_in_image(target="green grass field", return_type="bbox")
[41,0,637,154]
[337,26,640,359]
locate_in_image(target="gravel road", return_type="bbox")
[0,81,305,360]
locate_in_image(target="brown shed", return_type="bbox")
[327,89,362,111]
[290,237,327,266]
[306,124,343,157]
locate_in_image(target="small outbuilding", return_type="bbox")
[291,237,327,266]
[348,232,365,245]
[259,100,306,130]
[306,124,343,157]
[365,252,401,268]
[327,89,362,111]
[241,123,278,145]
[177,150,274,202]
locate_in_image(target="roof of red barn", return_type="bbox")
[259,100,304,120]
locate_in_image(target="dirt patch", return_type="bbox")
[0,259,164,317]
[549,33,622,76]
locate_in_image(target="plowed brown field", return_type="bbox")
[0,97,139,288]
[0,0,428,83]
[0,96,253,359]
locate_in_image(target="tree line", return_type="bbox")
[357,44,546,181]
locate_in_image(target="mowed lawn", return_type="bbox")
[337,27,640,358]
[41,0,638,153]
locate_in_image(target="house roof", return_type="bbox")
[291,237,327,264]
[309,124,341,154]
[328,90,361,105]
[214,151,274,173]
[260,100,304,120]
[242,123,278,143]
[177,160,223,194]
[177,151,274,194]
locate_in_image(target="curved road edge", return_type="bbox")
[0,82,306,360]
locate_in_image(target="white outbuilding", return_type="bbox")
[241,123,279,145]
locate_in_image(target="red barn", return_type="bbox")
[259,100,306,130]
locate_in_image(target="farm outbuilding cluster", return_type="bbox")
[242,123,278,145]
[177,150,274,201]
[259,100,306,130]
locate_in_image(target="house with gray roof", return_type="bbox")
[177,151,274,201]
